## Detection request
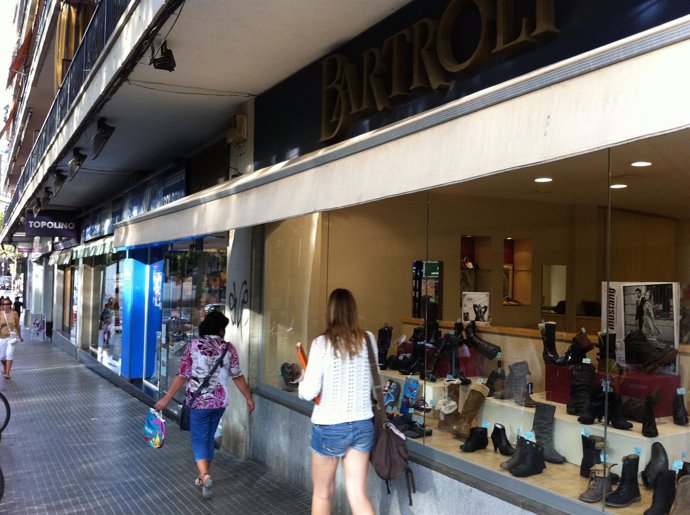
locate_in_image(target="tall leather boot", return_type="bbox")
[492,367,513,400]
[510,440,546,478]
[464,321,501,359]
[377,324,393,368]
[580,434,605,478]
[509,361,536,407]
[447,383,489,438]
[555,331,594,365]
[673,393,689,426]
[500,435,526,470]
[641,442,669,489]
[624,329,678,374]
[670,475,690,514]
[567,363,595,415]
[437,381,462,432]
[605,454,642,508]
[459,426,488,452]
[539,321,559,365]
[580,463,615,503]
[642,396,659,437]
[644,469,676,515]
[532,402,565,464]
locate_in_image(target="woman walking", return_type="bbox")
[298,288,376,515]
[0,296,23,378]
[155,311,254,499]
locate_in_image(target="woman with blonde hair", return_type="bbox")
[299,288,377,515]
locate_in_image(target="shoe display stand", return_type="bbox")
[478,393,690,470]
[378,369,471,408]
[545,364,680,417]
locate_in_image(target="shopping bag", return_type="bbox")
[143,408,166,448]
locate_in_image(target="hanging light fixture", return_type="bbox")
[68,148,87,180]
[152,41,176,72]
[91,117,115,158]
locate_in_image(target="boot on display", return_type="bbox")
[464,321,501,360]
[510,439,546,478]
[459,426,488,452]
[490,423,515,456]
[644,469,676,515]
[377,324,393,369]
[580,434,605,478]
[607,391,634,430]
[566,363,595,416]
[437,381,461,432]
[596,331,618,373]
[538,321,559,365]
[605,454,642,508]
[486,367,505,397]
[555,330,594,365]
[676,462,690,484]
[500,435,527,471]
[624,329,678,374]
[509,361,536,407]
[642,396,659,438]
[670,475,690,514]
[673,393,689,426]
[440,382,489,439]
[641,442,669,490]
[532,402,565,464]
[621,387,660,423]
[579,463,615,503]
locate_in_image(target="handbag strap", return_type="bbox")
[188,339,230,406]
[364,333,385,413]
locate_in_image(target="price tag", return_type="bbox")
[446,374,454,381]
[516,428,521,436]
[496,352,502,359]
[634,447,642,455]
[682,451,688,459]
[600,454,609,463]
[477,377,484,384]
[673,460,683,472]
[414,414,424,425]
[524,431,535,442]
[678,388,686,395]
[482,420,490,429]
[582,357,591,364]
[408,408,415,415]
[581,428,591,437]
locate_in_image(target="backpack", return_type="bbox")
[365,334,416,505]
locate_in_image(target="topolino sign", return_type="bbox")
[25,210,79,238]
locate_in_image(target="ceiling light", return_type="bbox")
[91,117,115,158]
[534,177,553,183]
[631,161,652,167]
[52,169,67,193]
[610,183,628,189]
[152,41,176,72]
[68,148,86,180]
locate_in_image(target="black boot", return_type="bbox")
[677,461,690,484]
[642,396,659,437]
[597,331,618,373]
[674,393,689,426]
[464,321,501,359]
[500,435,526,470]
[377,324,393,368]
[460,426,488,452]
[644,469,676,515]
[607,391,633,430]
[578,386,605,424]
[490,423,515,456]
[580,434,605,478]
[641,442,669,489]
[539,321,559,365]
[624,329,678,374]
[556,331,594,365]
[606,454,642,508]
[510,440,546,478]
[567,363,595,416]
[532,402,565,464]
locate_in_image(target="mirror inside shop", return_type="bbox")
[263,129,690,512]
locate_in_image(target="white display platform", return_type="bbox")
[378,369,472,408]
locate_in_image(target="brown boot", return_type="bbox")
[438,381,462,432]
[671,475,690,514]
[454,383,490,438]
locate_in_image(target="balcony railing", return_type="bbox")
[4,0,130,228]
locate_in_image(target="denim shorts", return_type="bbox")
[311,418,374,457]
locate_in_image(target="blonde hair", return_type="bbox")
[324,288,365,358]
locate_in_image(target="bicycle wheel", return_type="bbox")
[0,392,10,432]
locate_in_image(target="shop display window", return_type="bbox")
[261,134,690,512]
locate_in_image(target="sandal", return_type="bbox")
[201,474,213,499]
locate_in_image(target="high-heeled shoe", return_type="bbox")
[490,423,515,456]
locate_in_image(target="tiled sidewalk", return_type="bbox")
[0,336,311,514]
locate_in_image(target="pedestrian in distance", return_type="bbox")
[12,297,22,317]
[0,297,23,378]
[298,288,377,515]
[154,311,254,500]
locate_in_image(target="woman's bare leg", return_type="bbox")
[342,448,374,515]
[311,452,339,515]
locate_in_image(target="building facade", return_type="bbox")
[3,1,690,513]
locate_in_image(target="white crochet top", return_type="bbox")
[298,332,378,425]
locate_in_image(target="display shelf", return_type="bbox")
[378,369,471,408]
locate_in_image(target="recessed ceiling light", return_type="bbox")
[610,183,628,189]
[534,177,553,183]
[631,161,652,167]
[505,237,513,240]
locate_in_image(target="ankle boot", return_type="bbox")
[605,454,642,508]
[490,423,515,456]
[580,434,605,478]
[641,442,669,489]
[510,440,546,477]
[624,329,678,374]
[642,396,659,437]
[500,435,526,470]
[464,321,501,359]
[606,391,633,430]
[578,386,605,424]
[567,363,595,415]
[486,368,505,397]
[673,393,689,426]
[539,321,559,365]
[579,463,614,503]
[644,469,676,515]
[460,426,488,452]
[670,475,690,514]
[532,402,565,464]
[509,361,536,407]
[451,383,489,438]
[676,462,690,484]
[556,331,594,365]
[621,391,657,423]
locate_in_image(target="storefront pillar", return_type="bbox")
[120,251,148,379]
